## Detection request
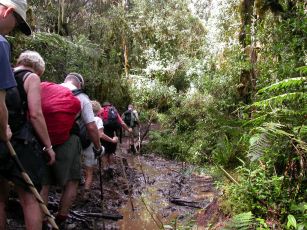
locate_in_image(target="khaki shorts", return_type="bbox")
[43,134,82,187]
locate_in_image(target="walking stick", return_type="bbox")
[133,125,147,184]
[98,157,104,203]
[138,125,141,154]
[6,141,59,230]
[98,157,106,229]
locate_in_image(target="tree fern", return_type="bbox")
[252,92,306,109]
[257,77,306,95]
[247,132,271,161]
[33,32,103,60]
[223,212,256,230]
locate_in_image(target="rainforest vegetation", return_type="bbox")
[9,0,306,229]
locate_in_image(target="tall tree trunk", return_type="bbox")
[122,0,130,78]
[57,0,64,34]
[237,0,258,105]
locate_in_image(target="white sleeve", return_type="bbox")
[95,117,104,129]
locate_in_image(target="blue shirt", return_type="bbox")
[0,35,16,90]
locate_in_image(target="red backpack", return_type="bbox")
[97,105,120,129]
[41,82,81,145]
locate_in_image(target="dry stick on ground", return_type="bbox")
[205,155,239,186]
[140,195,165,230]
[6,142,59,230]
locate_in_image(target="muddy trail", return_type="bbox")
[6,137,219,230]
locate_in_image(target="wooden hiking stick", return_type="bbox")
[118,155,135,212]
[6,142,59,230]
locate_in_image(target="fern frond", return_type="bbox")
[296,66,307,74]
[257,77,306,95]
[260,122,293,138]
[244,108,306,127]
[223,212,256,230]
[248,133,271,161]
[252,92,306,109]
[33,32,103,60]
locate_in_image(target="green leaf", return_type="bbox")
[287,215,297,229]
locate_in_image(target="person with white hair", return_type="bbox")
[0,50,56,230]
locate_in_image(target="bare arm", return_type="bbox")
[24,74,55,165]
[118,114,132,132]
[98,127,118,143]
[86,121,102,150]
[0,90,11,141]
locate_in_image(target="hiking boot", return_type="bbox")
[42,221,51,230]
[79,175,85,186]
[103,168,114,180]
[130,145,136,154]
[82,189,91,201]
[55,219,67,230]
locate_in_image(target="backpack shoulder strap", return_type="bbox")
[72,88,84,96]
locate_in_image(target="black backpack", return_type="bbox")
[6,70,32,135]
[70,89,91,149]
[123,110,137,128]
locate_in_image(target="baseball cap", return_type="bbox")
[67,73,85,88]
[0,0,31,35]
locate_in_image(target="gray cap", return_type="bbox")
[0,0,31,35]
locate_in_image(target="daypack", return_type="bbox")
[98,105,120,130]
[123,110,137,128]
[6,70,32,134]
[41,82,81,145]
[71,89,91,149]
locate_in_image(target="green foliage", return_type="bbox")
[223,212,256,230]
[287,203,307,230]
[222,74,307,228]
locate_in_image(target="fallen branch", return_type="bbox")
[169,198,202,209]
[71,210,123,221]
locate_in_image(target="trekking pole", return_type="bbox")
[137,124,141,154]
[98,157,106,230]
[5,141,59,230]
[98,157,104,204]
[132,125,147,184]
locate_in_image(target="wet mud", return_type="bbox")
[6,137,218,229]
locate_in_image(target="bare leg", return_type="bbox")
[0,178,9,230]
[17,187,42,230]
[58,180,78,216]
[84,166,94,190]
[40,185,49,205]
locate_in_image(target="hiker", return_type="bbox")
[40,73,103,228]
[122,104,139,153]
[0,0,31,142]
[0,50,56,230]
[82,100,118,198]
[98,102,132,174]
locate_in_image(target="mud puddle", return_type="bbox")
[6,140,217,229]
